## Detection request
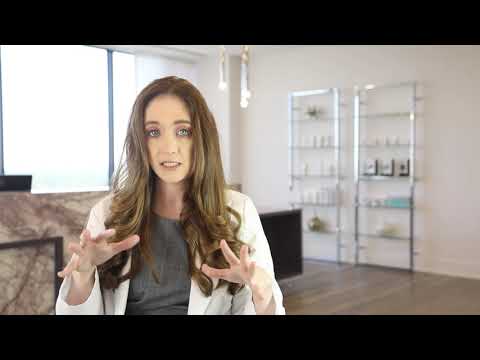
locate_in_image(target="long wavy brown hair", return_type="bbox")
[98,76,246,296]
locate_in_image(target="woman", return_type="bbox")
[55,76,285,315]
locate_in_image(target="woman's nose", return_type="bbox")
[162,135,178,154]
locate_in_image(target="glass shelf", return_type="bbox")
[356,204,413,210]
[303,229,339,235]
[358,144,422,150]
[357,233,410,241]
[290,202,338,207]
[359,176,412,181]
[291,174,343,179]
[359,144,411,148]
[359,112,414,119]
[289,146,339,150]
[292,117,341,122]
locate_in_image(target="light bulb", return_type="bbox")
[240,97,248,108]
[241,88,251,99]
[218,45,227,92]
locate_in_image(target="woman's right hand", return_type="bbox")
[57,228,140,278]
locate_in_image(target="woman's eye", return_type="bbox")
[146,129,160,137]
[178,128,192,137]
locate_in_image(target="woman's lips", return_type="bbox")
[161,161,182,169]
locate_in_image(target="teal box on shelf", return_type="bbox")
[385,197,411,208]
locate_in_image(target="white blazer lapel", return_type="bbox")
[187,252,218,314]
[188,193,234,314]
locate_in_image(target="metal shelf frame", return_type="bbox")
[353,81,420,272]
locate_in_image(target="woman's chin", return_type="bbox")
[158,174,187,184]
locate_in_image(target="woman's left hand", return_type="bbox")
[201,239,274,314]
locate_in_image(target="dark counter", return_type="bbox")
[258,207,302,280]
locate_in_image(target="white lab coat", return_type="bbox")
[55,189,286,315]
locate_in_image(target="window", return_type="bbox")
[1,45,109,193]
[0,45,136,193]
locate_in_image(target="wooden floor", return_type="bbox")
[278,259,480,315]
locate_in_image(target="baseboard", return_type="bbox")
[419,258,480,280]
[302,255,480,281]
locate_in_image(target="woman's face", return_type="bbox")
[144,95,193,186]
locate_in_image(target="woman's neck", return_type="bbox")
[152,180,185,219]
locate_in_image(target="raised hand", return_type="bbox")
[201,239,274,312]
[57,228,140,278]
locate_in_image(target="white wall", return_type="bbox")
[227,55,242,185]
[196,54,243,185]
[238,45,480,280]
[195,55,230,183]
[135,54,199,93]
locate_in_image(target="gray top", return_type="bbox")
[125,213,191,315]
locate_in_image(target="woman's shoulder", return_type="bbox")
[224,188,253,213]
[224,188,261,227]
[224,189,263,248]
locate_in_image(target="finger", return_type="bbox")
[57,261,71,278]
[110,235,140,255]
[240,245,250,273]
[92,228,116,243]
[57,255,78,278]
[201,263,229,279]
[79,229,86,247]
[68,242,86,258]
[248,261,256,280]
[83,229,94,244]
[220,239,240,266]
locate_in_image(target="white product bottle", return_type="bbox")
[327,135,333,147]
[321,188,328,205]
[330,187,337,205]
[384,136,390,146]
[303,162,309,176]
[301,135,307,147]
[329,163,336,176]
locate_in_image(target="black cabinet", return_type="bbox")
[259,209,302,280]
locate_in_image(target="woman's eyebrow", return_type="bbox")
[173,119,191,125]
[144,119,191,126]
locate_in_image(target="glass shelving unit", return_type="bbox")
[353,81,422,272]
[288,87,345,263]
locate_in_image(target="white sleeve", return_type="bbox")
[235,196,286,315]
[55,206,106,315]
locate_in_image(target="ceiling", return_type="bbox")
[95,45,301,62]
[161,45,290,55]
